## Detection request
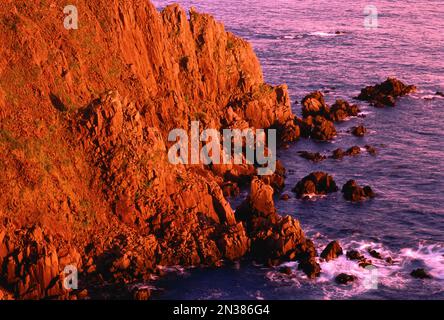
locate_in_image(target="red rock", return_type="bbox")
[320,241,343,262]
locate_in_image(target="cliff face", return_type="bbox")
[0,0,309,299]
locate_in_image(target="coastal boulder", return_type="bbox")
[342,180,375,201]
[357,77,416,107]
[236,179,320,275]
[320,241,343,262]
[311,116,337,141]
[293,172,339,198]
[335,273,357,285]
[351,125,367,137]
[301,91,329,118]
[329,99,361,122]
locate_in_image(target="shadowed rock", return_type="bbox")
[293,172,338,198]
[335,273,357,285]
[236,179,320,277]
[411,268,432,279]
[351,125,367,137]
[342,180,375,202]
[320,241,343,262]
[297,151,327,162]
[357,77,416,107]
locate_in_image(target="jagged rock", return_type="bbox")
[351,125,367,137]
[298,258,321,279]
[236,179,319,276]
[0,225,78,299]
[411,269,432,279]
[295,113,336,141]
[342,180,375,201]
[311,116,337,141]
[320,241,343,262]
[335,273,357,285]
[297,151,327,162]
[346,250,364,261]
[301,91,329,118]
[293,172,338,198]
[357,77,416,107]
[330,99,360,121]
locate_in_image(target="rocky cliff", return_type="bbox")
[0,0,313,299]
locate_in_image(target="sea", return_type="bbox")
[151,0,444,300]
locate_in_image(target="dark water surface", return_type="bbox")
[151,0,444,299]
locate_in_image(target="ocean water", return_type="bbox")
[151,0,444,299]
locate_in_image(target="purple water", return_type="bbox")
[151,0,444,299]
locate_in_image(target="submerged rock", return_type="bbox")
[342,180,375,201]
[331,148,346,159]
[297,151,327,162]
[279,266,293,275]
[320,241,343,262]
[411,268,432,279]
[346,250,364,261]
[368,249,383,260]
[335,273,357,285]
[346,146,361,156]
[351,125,367,137]
[357,77,416,107]
[365,145,377,155]
[293,172,339,198]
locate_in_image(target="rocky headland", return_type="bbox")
[0,0,421,300]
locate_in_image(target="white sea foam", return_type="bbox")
[309,31,339,37]
[267,238,444,299]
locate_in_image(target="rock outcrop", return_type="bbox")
[357,77,416,107]
[0,0,308,299]
[293,172,339,198]
[320,241,343,262]
[342,180,375,202]
[236,179,320,277]
[329,99,361,122]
